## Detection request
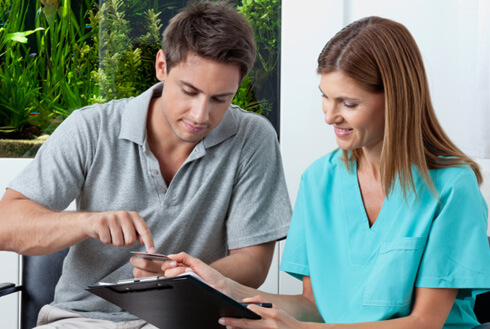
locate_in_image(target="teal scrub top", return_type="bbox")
[280,150,490,328]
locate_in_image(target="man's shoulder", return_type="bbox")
[74,98,131,121]
[228,104,271,123]
[61,97,138,139]
[227,105,276,137]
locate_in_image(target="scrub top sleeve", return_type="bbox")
[416,168,490,291]
[280,175,310,281]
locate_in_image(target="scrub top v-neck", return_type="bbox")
[341,158,404,266]
[280,149,490,328]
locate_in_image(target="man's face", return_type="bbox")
[155,51,240,145]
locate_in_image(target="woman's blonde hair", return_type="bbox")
[317,16,482,197]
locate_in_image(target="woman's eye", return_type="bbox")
[344,101,357,108]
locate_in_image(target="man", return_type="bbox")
[0,1,291,327]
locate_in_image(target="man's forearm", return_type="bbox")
[0,189,156,255]
[0,194,88,255]
[209,242,275,288]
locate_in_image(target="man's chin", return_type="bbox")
[176,133,205,144]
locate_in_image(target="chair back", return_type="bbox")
[474,236,490,325]
[475,291,490,324]
[20,249,68,329]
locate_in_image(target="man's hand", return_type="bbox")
[85,211,155,252]
[0,189,155,255]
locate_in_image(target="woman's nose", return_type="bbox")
[322,100,340,125]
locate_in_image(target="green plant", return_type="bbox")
[97,0,134,100]
[238,0,280,86]
[0,50,44,136]
[34,0,99,121]
[233,0,281,117]
[0,0,281,145]
[0,0,173,135]
[0,1,49,136]
[136,9,164,92]
[233,76,271,115]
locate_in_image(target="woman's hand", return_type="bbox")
[219,295,305,329]
[164,252,235,297]
[130,257,180,278]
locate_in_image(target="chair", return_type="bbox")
[474,236,490,328]
[475,288,490,328]
[0,249,68,329]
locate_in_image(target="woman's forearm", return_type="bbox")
[228,279,324,322]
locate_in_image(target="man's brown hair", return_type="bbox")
[162,0,256,81]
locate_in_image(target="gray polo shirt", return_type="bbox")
[8,83,291,321]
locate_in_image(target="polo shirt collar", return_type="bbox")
[119,82,238,149]
[202,106,237,149]
[119,83,163,146]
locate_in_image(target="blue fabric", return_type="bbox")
[280,149,490,328]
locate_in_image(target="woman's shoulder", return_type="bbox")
[303,149,344,178]
[427,164,481,198]
[429,164,477,186]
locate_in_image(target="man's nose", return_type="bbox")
[189,97,210,123]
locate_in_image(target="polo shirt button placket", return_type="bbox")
[160,188,167,194]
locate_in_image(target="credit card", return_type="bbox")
[130,251,174,261]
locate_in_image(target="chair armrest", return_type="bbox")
[0,282,21,297]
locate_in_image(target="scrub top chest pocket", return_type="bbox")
[363,237,428,308]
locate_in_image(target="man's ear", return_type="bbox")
[155,50,167,82]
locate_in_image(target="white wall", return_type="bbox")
[279,0,490,294]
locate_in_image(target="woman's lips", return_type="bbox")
[334,126,353,137]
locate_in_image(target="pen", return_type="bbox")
[240,302,273,308]
[117,276,162,284]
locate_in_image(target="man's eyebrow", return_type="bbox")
[180,80,236,97]
[318,85,325,96]
[181,80,201,92]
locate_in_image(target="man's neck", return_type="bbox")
[146,97,196,156]
[146,97,196,185]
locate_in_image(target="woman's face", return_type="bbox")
[319,71,385,157]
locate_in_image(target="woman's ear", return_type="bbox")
[155,50,167,82]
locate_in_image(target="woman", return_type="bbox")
[163,16,490,328]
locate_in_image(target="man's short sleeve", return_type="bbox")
[225,116,291,249]
[8,109,94,211]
